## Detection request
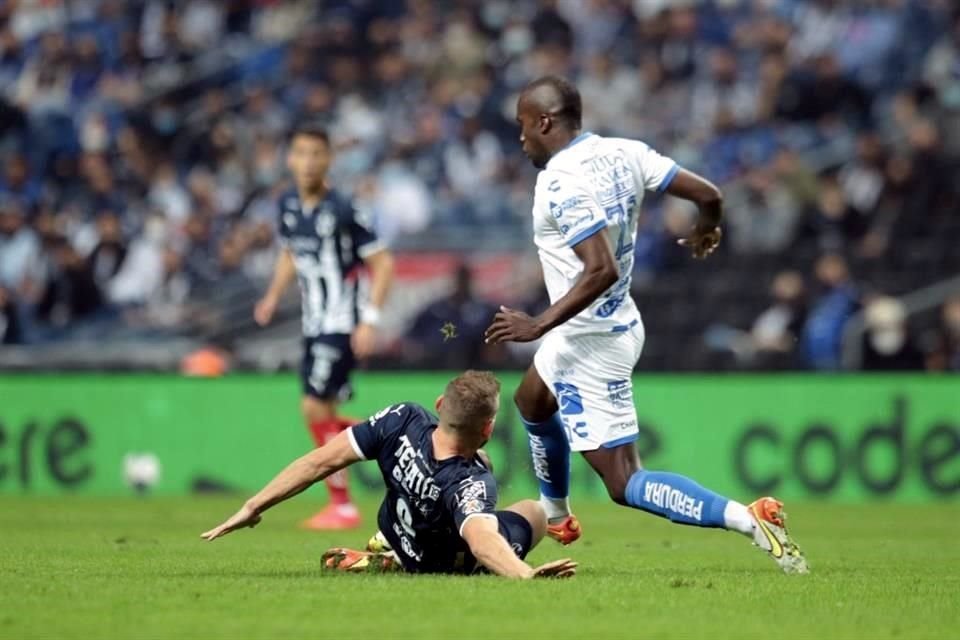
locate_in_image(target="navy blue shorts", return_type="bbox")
[301,334,355,401]
[495,510,534,559]
[461,511,533,574]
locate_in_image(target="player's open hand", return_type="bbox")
[678,222,722,259]
[254,295,278,326]
[532,558,578,579]
[484,306,544,344]
[200,504,261,541]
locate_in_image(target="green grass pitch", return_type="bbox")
[2,496,957,639]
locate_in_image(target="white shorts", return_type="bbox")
[533,319,645,452]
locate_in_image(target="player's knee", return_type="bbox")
[512,388,534,418]
[507,499,547,546]
[513,387,551,423]
[301,396,334,422]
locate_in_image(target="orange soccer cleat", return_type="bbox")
[546,514,582,545]
[300,504,362,531]
[748,496,809,574]
[321,547,401,573]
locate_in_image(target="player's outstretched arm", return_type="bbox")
[254,248,296,325]
[665,169,724,260]
[485,232,617,344]
[200,432,361,541]
[460,516,577,579]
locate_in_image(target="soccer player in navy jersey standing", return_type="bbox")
[254,126,394,530]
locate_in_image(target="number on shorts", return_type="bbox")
[395,497,416,538]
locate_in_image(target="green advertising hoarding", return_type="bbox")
[0,374,957,501]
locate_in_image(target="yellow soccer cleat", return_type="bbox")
[748,497,809,574]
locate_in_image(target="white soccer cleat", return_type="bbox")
[748,497,809,575]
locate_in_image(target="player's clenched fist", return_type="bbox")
[678,223,722,260]
[484,306,544,344]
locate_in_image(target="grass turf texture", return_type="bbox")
[1,497,957,639]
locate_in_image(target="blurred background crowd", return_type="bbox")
[0,0,958,373]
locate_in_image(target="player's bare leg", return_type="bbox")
[505,499,548,548]
[582,444,808,574]
[301,395,360,530]
[514,366,580,544]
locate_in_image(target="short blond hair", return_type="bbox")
[439,370,501,435]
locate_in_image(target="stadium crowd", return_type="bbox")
[0,0,958,372]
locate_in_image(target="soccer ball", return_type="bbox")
[123,453,161,493]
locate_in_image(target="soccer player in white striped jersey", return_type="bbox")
[484,77,807,573]
[255,125,394,531]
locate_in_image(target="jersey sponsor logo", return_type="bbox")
[511,542,524,556]
[455,478,487,504]
[547,179,561,192]
[643,481,704,522]
[392,435,441,507]
[554,383,584,416]
[596,294,624,318]
[460,498,484,515]
[314,210,336,238]
[549,196,582,219]
[607,380,632,409]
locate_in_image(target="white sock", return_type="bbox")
[540,495,571,522]
[723,501,755,536]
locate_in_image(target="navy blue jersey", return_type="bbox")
[277,189,382,336]
[347,403,499,573]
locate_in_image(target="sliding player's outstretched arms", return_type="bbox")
[484,232,617,344]
[667,169,724,260]
[460,516,577,579]
[200,432,361,540]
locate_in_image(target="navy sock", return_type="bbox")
[522,413,570,500]
[624,469,728,527]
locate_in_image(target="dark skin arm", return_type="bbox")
[667,169,724,259]
[484,232,618,344]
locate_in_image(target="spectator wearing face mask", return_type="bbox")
[861,296,924,371]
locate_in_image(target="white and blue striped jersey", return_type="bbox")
[277,189,383,337]
[531,132,679,336]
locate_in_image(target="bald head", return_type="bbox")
[520,76,582,130]
[516,76,582,168]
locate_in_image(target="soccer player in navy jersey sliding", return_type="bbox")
[254,125,394,531]
[484,76,808,573]
[202,371,577,579]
